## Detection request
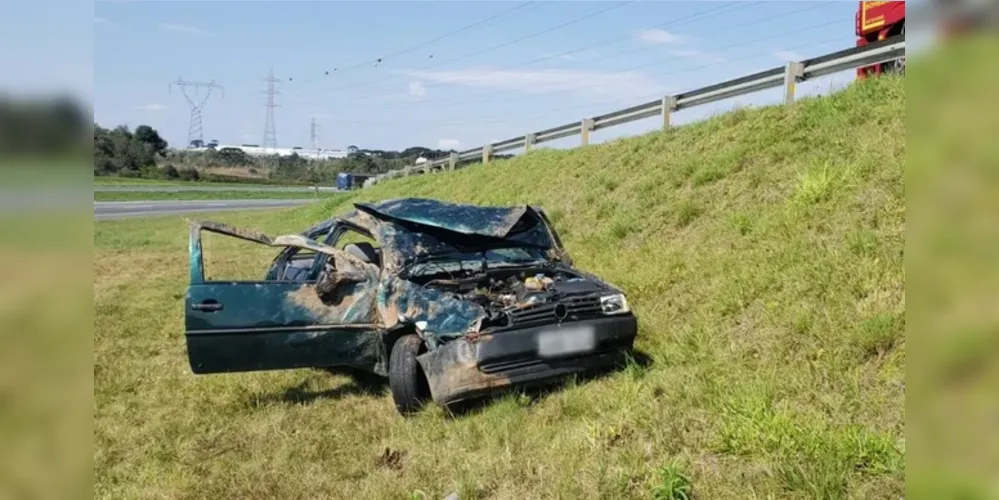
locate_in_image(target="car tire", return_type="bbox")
[389,334,430,415]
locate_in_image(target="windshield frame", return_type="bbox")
[401,245,551,279]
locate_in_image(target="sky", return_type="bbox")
[87,1,860,152]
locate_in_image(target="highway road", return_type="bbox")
[95,199,316,220]
[94,185,338,193]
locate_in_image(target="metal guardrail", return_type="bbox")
[364,36,905,188]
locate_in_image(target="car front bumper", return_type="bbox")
[415,314,638,406]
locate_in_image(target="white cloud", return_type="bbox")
[160,23,216,37]
[134,103,167,112]
[400,68,671,101]
[773,50,805,62]
[438,139,461,150]
[635,28,688,45]
[94,16,112,25]
[407,81,427,99]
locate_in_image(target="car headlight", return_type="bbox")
[600,293,630,315]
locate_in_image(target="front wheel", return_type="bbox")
[388,335,431,415]
[886,25,905,75]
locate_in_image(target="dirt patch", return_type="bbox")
[287,283,372,323]
[288,284,334,319]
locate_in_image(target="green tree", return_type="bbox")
[134,125,168,157]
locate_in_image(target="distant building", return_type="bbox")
[182,143,348,160]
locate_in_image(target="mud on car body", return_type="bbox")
[184,198,638,414]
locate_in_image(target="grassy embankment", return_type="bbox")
[95,76,904,499]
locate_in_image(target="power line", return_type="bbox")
[373,2,540,64]
[290,1,540,85]
[296,2,839,109]
[362,1,827,99]
[429,1,637,67]
[364,1,758,95]
[288,1,637,98]
[168,77,223,146]
[288,0,831,108]
[305,32,847,127]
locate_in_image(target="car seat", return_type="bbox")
[343,242,380,266]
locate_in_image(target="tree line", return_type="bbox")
[92,121,507,185]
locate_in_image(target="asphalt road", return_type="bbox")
[94,185,339,193]
[94,199,316,220]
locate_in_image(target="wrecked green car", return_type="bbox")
[184,198,638,414]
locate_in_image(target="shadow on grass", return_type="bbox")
[248,350,653,413]
[443,349,654,418]
[249,367,388,406]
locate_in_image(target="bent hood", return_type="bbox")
[353,198,564,273]
[354,198,540,239]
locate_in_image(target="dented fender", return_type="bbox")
[416,337,510,404]
[375,275,486,350]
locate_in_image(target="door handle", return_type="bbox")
[192,300,223,312]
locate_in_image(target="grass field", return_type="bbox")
[93,176,312,188]
[94,190,342,202]
[95,76,904,499]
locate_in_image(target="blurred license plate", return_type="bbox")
[537,324,597,358]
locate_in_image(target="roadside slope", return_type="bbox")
[95,76,904,499]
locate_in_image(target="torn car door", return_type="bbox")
[184,221,381,374]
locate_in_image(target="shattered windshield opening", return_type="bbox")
[404,247,550,279]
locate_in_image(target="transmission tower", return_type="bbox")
[310,117,321,150]
[262,69,280,151]
[168,78,223,147]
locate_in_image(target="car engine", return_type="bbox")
[421,268,607,330]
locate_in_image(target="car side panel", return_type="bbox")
[185,282,382,373]
[185,220,383,374]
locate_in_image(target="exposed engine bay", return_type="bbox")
[416,267,607,331]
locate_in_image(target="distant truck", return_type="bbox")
[336,172,374,191]
[856,1,906,78]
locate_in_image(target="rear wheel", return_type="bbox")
[388,335,431,415]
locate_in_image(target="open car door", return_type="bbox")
[184,220,382,374]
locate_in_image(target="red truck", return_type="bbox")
[856,1,906,78]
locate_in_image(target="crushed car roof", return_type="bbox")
[354,198,540,239]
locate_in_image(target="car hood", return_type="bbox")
[350,198,565,273]
[354,198,541,239]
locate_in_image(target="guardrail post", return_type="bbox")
[448,152,458,171]
[661,95,678,130]
[482,144,493,164]
[581,118,594,146]
[783,61,805,105]
[525,133,536,153]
